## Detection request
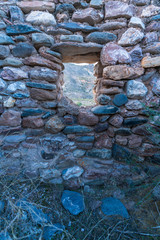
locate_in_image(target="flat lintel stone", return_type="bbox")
[51,42,103,57]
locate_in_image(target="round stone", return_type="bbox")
[113,94,128,107]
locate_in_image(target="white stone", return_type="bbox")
[7,81,26,93]
[118,28,144,46]
[127,80,148,99]
[62,166,84,180]
[129,17,145,29]
[26,11,56,26]
[125,100,143,110]
[141,5,160,18]
[4,97,15,108]
[0,78,7,91]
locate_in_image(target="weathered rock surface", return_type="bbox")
[32,33,54,48]
[1,67,28,81]
[30,68,59,82]
[100,43,131,66]
[141,56,160,68]
[118,28,144,46]
[0,46,10,59]
[17,1,55,13]
[129,17,145,29]
[60,34,83,43]
[0,110,21,127]
[30,88,57,101]
[105,1,134,19]
[22,116,44,128]
[0,33,14,45]
[72,8,103,25]
[126,80,148,99]
[45,116,65,133]
[86,32,117,44]
[103,65,144,80]
[6,24,40,36]
[61,190,85,215]
[12,43,35,58]
[26,11,56,26]
[92,105,119,115]
[141,5,160,17]
[62,166,84,180]
[78,110,98,126]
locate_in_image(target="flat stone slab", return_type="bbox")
[101,197,129,218]
[6,24,40,36]
[51,42,103,57]
[58,22,99,33]
[92,105,119,115]
[61,190,85,215]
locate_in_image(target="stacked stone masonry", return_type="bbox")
[0,0,160,186]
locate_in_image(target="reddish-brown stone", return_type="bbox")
[100,43,131,66]
[23,56,62,71]
[22,116,44,128]
[72,8,103,26]
[39,47,63,66]
[109,115,123,127]
[78,110,98,126]
[0,110,21,127]
[100,87,122,95]
[30,88,57,101]
[95,134,113,148]
[128,135,142,148]
[102,79,124,87]
[115,135,128,146]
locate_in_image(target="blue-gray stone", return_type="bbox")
[43,223,65,240]
[14,35,27,42]
[150,14,160,22]
[61,190,85,215]
[115,128,132,136]
[0,232,12,240]
[63,125,92,134]
[26,82,56,90]
[0,33,14,45]
[42,111,56,119]
[101,197,129,218]
[17,200,49,225]
[0,201,5,214]
[94,122,109,133]
[74,1,89,8]
[13,93,29,99]
[0,58,23,67]
[9,6,24,23]
[57,22,99,33]
[46,49,62,59]
[12,43,34,58]
[56,4,75,14]
[32,33,54,48]
[113,94,128,107]
[123,118,148,127]
[92,105,119,115]
[4,134,26,143]
[129,46,143,63]
[86,148,112,159]
[6,24,40,36]
[41,101,57,109]
[0,21,6,30]
[0,46,10,59]
[99,116,110,123]
[112,144,131,162]
[86,32,117,44]
[21,109,44,117]
[97,94,111,105]
[76,136,95,142]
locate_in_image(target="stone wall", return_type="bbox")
[0,0,160,186]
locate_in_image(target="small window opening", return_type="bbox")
[63,63,96,107]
